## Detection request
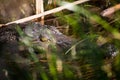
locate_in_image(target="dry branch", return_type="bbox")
[101,4,120,17]
[6,0,90,25]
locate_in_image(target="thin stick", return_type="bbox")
[6,0,89,25]
[101,4,120,17]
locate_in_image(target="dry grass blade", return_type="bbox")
[36,0,44,25]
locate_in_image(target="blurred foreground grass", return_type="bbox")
[3,1,120,80]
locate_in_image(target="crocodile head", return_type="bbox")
[23,22,72,50]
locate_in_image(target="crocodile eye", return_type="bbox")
[40,37,48,42]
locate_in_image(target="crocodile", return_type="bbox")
[0,22,73,80]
